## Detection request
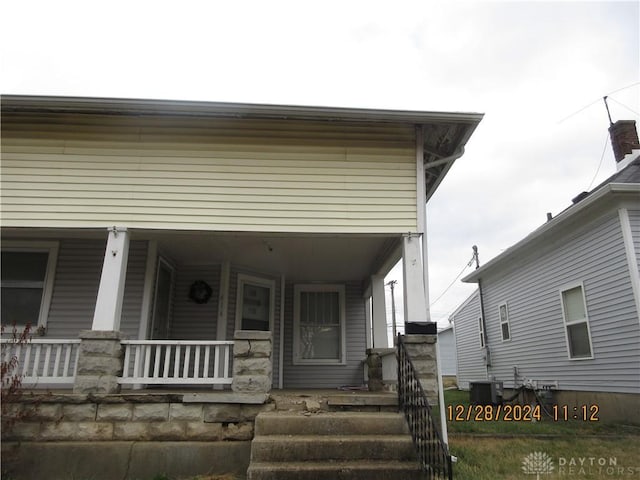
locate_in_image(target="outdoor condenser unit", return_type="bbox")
[470,381,503,405]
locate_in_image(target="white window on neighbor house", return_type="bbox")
[1,241,59,330]
[560,284,594,360]
[499,303,511,341]
[293,284,346,365]
[478,316,485,348]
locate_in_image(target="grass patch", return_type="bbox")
[442,390,640,479]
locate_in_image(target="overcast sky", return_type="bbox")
[2,0,639,332]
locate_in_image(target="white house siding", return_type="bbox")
[479,209,640,394]
[437,329,458,376]
[45,239,147,339]
[282,282,366,389]
[629,209,640,274]
[452,292,486,389]
[170,264,220,341]
[1,113,418,234]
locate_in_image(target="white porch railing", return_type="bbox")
[119,340,234,385]
[0,339,81,386]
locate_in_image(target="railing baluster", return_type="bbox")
[123,343,131,379]
[203,346,210,379]
[53,344,62,378]
[223,344,230,379]
[144,345,152,379]
[20,345,30,376]
[31,344,42,377]
[63,344,72,377]
[163,345,171,379]
[174,345,181,378]
[213,345,220,380]
[183,346,191,378]
[42,344,52,377]
[153,345,162,378]
[193,345,201,379]
[133,345,142,380]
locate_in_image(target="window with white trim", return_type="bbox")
[478,316,485,348]
[1,242,59,329]
[560,284,593,359]
[293,284,346,365]
[499,303,511,341]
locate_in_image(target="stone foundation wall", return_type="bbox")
[2,393,274,443]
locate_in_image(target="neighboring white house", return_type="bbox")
[437,325,457,377]
[451,120,640,422]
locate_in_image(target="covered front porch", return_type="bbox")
[2,225,431,393]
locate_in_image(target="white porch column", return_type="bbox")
[371,274,388,348]
[402,234,427,324]
[92,227,130,331]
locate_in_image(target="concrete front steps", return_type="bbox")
[247,411,423,480]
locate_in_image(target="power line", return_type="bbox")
[607,97,639,117]
[557,82,640,124]
[586,133,610,191]
[429,254,475,308]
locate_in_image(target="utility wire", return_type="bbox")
[586,133,610,191]
[607,97,639,117]
[557,82,640,124]
[430,255,475,308]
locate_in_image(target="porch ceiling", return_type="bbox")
[147,232,400,283]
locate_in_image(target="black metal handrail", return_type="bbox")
[397,334,453,480]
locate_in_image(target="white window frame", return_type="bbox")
[235,274,275,332]
[478,316,485,348]
[1,241,59,330]
[499,302,511,342]
[293,284,346,366]
[559,282,594,360]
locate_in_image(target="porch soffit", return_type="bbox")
[145,232,400,283]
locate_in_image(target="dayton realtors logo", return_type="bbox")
[522,451,554,479]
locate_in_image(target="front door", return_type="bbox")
[235,274,275,331]
[151,257,174,339]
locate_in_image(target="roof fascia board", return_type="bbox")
[1,95,484,126]
[462,184,639,283]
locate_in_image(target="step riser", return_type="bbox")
[247,466,424,480]
[255,414,409,436]
[250,438,417,462]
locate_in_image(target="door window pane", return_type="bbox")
[299,291,340,360]
[241,284,270,331]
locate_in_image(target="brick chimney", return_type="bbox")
[609,120,640,164]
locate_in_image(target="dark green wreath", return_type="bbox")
[188,280,213,304]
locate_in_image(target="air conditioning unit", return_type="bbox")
[470,381,503,405]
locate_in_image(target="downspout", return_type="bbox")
[422,144,465,449]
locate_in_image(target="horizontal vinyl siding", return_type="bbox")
[45,239,147,339]
[629,209,640,274]
[169,264,220,340]
[452,292,486,389]
[437,330,458,376]
[1,113,418,233]
[480,210,640,394]
[283,282,366,388]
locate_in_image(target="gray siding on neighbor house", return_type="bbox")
[452,292,486,389]
[437,329,457,376]
[169,264,220,340]
[629,209,640,274]
[283,282,366,389]
[226,266,282,389]
[46,239,147,339]
[479,209,640,394]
